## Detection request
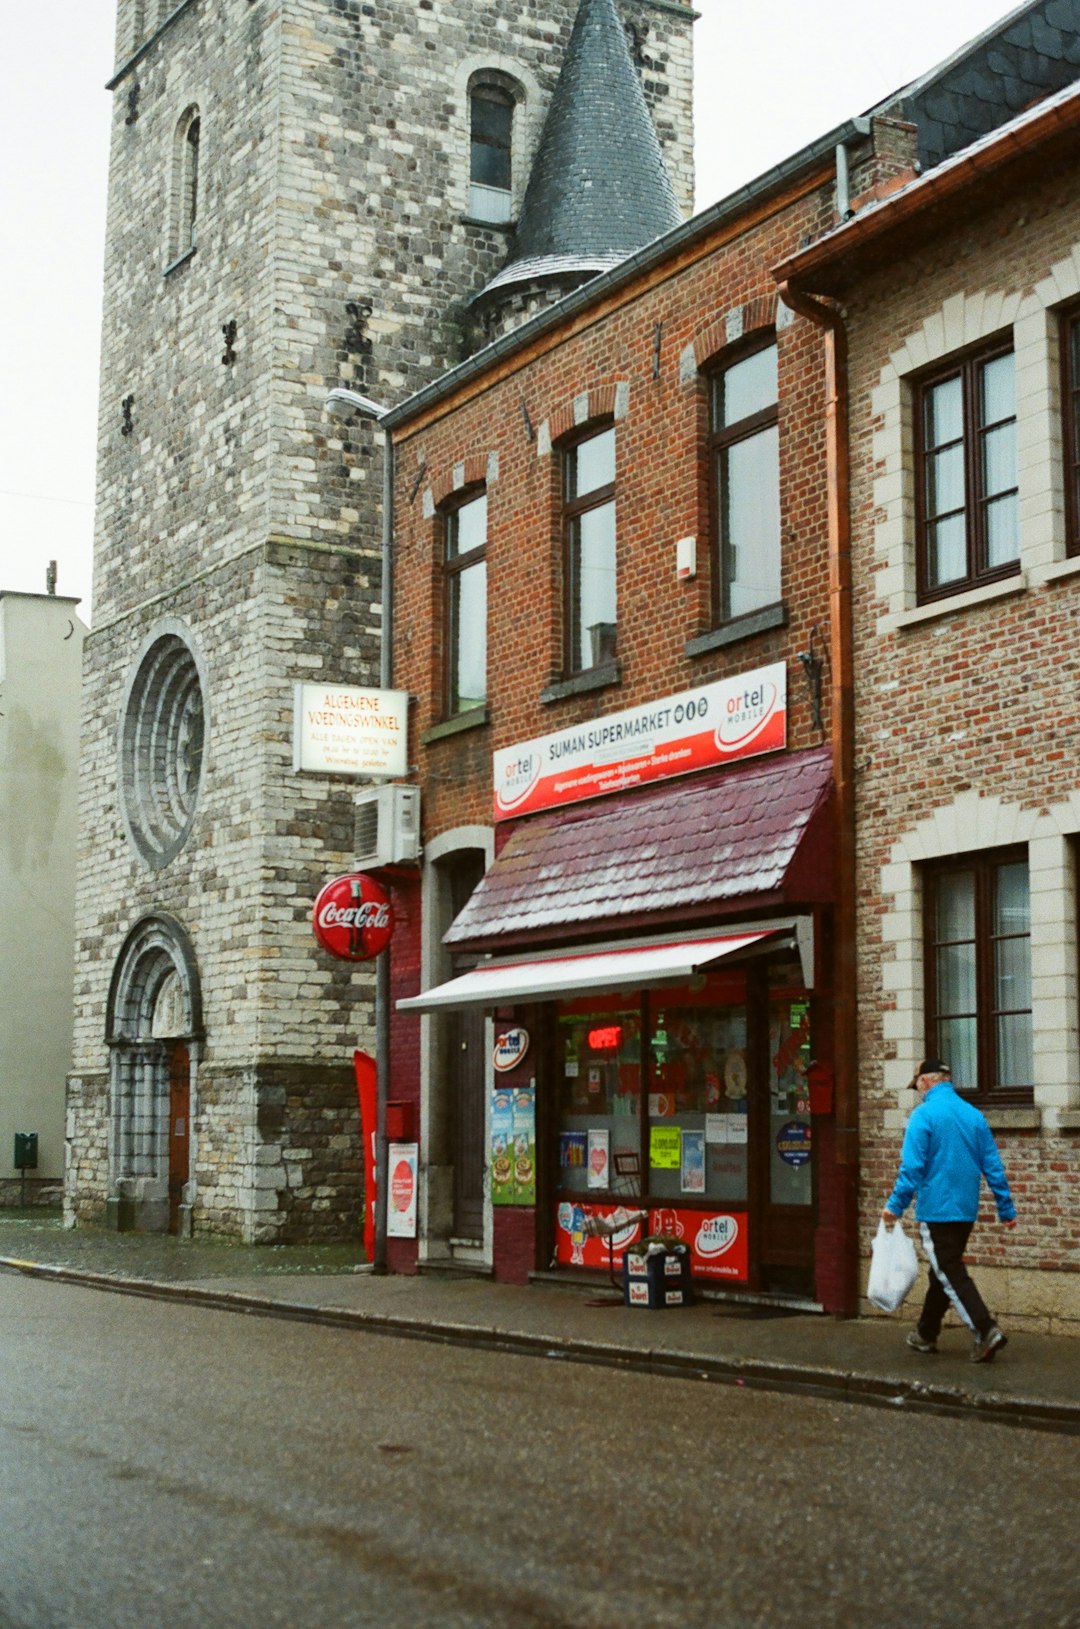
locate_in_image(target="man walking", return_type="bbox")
[883,1058,1017,1362]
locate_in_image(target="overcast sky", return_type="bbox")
[0,0,1018,626]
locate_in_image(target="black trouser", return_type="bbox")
[917,1221,994,1340]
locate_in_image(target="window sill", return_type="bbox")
[422,707,489,745]
[685,602,787,657]
[461,215,515,234]
[896,571,1026,630]
[1055,1110,1080,1132]
[163,245,197,278]
[983,1108,1041,1132]
[1035,553,1080,587]
[540,662,622,705]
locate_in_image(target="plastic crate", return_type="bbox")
[622,1245,693,1308]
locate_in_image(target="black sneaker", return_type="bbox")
[971,1325,1007,1363]
[906,1330,937,1354]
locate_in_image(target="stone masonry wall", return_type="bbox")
[75,0,694,1241]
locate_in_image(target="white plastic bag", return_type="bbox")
[867,1219,919,1312]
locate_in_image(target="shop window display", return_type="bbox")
[555,975,750,1206]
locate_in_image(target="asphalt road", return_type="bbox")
[1,1274,1076,1629]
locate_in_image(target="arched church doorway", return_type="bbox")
[105,915,202,1235]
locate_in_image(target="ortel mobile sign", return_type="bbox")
[493,663,786,821]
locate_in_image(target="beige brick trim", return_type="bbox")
[879,795,1080,1116]
[871,252,1080,633]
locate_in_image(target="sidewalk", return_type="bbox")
[2,1212,1076,1434]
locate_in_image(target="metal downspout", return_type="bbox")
[373,428,395,1276]
[777,280,859,1315]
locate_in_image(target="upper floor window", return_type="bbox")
[564,426,617,675]
[469,84,514,224]
[1061,308,1080,557]
[444,489,488,716]
[916,342,1018,602]
[924,848,1032,1102]
[709,339,780,623]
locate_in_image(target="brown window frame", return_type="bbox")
[923,846,1033,1105]
[1060,306,1080,557]
[562,424,617,676]
[914,338,1019,604]
[708,334,781,627]
[442,485,487,719]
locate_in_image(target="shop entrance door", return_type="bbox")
[755,990,815,1295]
[451,1004,485,1240]
[167,1043,190,1236]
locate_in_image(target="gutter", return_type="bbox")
[775,278,859,1317]
[381,117,871,434]
[775,80,1080,287]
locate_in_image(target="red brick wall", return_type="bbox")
[843,161,1080,1303]
[494,1206,536,1285]
[388,130,913,1300]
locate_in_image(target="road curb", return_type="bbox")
[4,1256,1077,1436]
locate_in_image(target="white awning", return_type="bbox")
[396,929,778,1014]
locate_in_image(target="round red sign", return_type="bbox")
[312,873,394,961]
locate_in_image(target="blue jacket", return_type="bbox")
[886,1083,1016,1224]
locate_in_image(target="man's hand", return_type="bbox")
[1002,1217,1018,1229]
[881,1209,899,1223]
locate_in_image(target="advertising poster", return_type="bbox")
[493,664,787,821]
[560,1131,587,1169]
[386,1143,418,1238]
[553,1203,749,1281]
[650,1125,681,1169]
[490,1086,515,1207]
[681,1129,705,1194]
[511,1083,536,1204]
[586,1128,610,1190]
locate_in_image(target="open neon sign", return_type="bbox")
[588,1025,622,1051]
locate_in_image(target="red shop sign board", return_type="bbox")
[493,665,786,822]
[554,1202,749,1282]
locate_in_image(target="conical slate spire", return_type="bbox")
[486,0,682,296]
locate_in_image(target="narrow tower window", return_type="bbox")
[469,84,514,223]
[183,115,201,250]
[167,107,201,269]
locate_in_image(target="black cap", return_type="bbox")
[917,1059,950,1077]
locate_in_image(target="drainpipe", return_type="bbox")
[325,387,395,1276]
[776,282,859,1316]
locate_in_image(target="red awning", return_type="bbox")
[445,745,833,952]
[396,929,779,1013]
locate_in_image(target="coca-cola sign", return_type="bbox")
[312,873,394,961]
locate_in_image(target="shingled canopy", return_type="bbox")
[397,748,833,1012]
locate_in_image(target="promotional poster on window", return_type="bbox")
[491,1082,536,1206]
[554,1202,749,1281]
[492,664,786,821]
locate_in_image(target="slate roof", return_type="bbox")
[445,747,834,949]
[490,0,681,295]
[877,0,1080,169]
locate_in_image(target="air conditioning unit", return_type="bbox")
[354,784,421,868]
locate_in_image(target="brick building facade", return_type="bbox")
[381,120,918,1311]
[778,82,1080,1333]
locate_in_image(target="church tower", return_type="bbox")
[68,0,694,1243]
